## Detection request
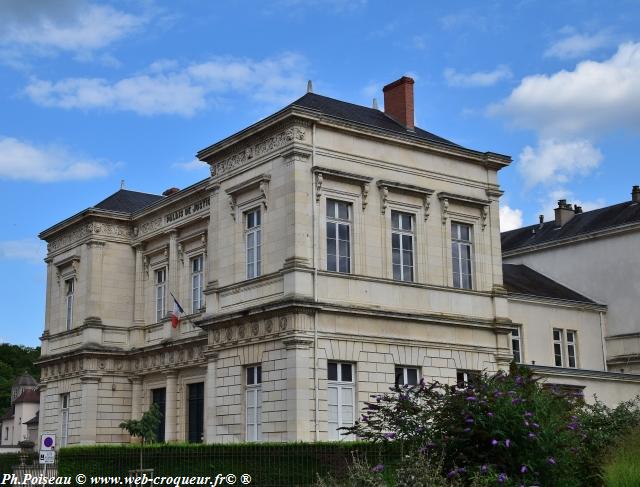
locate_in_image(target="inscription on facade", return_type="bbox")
[165,197,211,224]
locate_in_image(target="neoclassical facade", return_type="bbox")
[37,77,640,446]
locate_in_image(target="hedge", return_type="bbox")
[0,451,37,474]
[58,442,403,486]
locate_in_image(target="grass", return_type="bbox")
[603,429,640,487]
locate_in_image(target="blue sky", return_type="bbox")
[1,0,639,346]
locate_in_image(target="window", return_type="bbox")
[246,366,262,441]
[552,328,578,368]
[191,255,204,313]
[511,328,522,363]
[60,393,69,447]
[246,208,262,279]
[326,200,351,273]
[155,268,166,322]
[553,329,564,367]
[451,222,473,289]
[65,279,74,330]
[566,331,577,368]
[395,367,419,387]
[327,362,354,440]
[391,211,414,282]
[456,370,480,387]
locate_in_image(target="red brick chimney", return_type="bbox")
[383,76,415,130]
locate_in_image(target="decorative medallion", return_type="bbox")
[251,322,259,336]
[213,330,220,343]
[238,325,245,339]
[226,327,233,340]
[279,316,288,331]
[265,319,273,333]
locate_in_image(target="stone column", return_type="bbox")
[44,259,53,333]
[168,230,179,300]
[204,351,218,443]
[80,376,100,444]
[133,245,145,324]
[164,372,178,442]
[130,377,143,420]
[284,337,314,441]
[205,183,220,314]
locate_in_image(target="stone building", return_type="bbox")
[37,77,640,445]
[503,190,640,374]
[0,373,39,447]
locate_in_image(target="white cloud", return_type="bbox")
[0,239,46,263]
[499,205,523,231]
[0,0,142,53]
[0,136,109,182]
[518,139,602,187]
[491,42,640,137]
[444,65,512,87]
[25,53,309,117]
[544,31,611,59]
[173,159,209,172]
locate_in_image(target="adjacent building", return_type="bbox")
[37,77,640,446]
[0,373,40,447]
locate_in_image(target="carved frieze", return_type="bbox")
[48,221,133,253]
[211,126,306,177]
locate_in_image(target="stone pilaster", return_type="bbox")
[85,241,105,320]
[168,230,179,301]
[80,376,100,444]
[130,377,143,420]
[133,244,145,324]
[204,352,219,443]
[283,337,314,441]
[164,372,178,442]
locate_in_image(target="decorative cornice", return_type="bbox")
[312,166,372,210]
[377,179,434,220]
[47,220,132,254]
[438,192,491,229]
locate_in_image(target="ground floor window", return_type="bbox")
[327,362,355,440]
[60,393,69,446]
[246,366,262,441]
[187,382,204,443]
[456,369,481,388]
[151,387,166,442]
[394,366,419,387]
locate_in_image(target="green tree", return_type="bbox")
[0,343,41,411]
[119,403,163,471]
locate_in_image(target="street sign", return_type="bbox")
[40,433,56,451]
[39,451,55,464]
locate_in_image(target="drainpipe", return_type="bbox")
[311,122,319,441]
[599,311,608,371]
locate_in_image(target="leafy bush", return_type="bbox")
[346,364,590,486]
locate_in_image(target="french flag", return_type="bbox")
[170,293,185,328]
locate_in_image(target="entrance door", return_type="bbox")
[187,382,204,443]
[151,388,166,442]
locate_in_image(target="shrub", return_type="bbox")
[603,429,640,487]
[346,364,588,487]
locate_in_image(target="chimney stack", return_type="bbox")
[554,199,575,226]
[163,187,180,197]
[383,76,415,130]
[632,185,640,203]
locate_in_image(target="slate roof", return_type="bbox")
[501,201,640,252]
[13,372,37,387]
[24,412,39,426]
[14,389,40,404]
[94,189,164,214]
[290,92,463,148]
[503,264,595,304]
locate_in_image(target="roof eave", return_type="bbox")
[39,208,131,241]
[197,105,512,169]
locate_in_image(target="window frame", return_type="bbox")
[511,327,523,364]
[553,328,564,367]
[391,211,415,282]
[245,208,262,280]
[451,221,474,289]
[64,278,74,331]
[394,366,419,387]
[246,365,262,442]
[456,369,480,388]
[327,361,355,440]
[326,199,352,274]
[190,254,205,313]
[60,393,69,447]
[566,330,577,368]
[155,267,167,323]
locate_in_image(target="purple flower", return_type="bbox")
[480,464,488,474]
[487,411,494,417]
[383,432,396,440]
[547,457,557,465]
[447,469,459,478]
[371,464,384,473]
[528,432,536,439]
[466,396,477,401]
[523,420,530,427]
[512,398,523,405]
[520,465,528,474]
[567,423,578,430]
[524,411,533,418]
[491,439,499,446]
[505,439,512,448]
[463,427,471,433]
[497,473,507,483]
[465,418,475,424]
[531,422,540,429]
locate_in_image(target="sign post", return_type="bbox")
[39,433,56,475]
